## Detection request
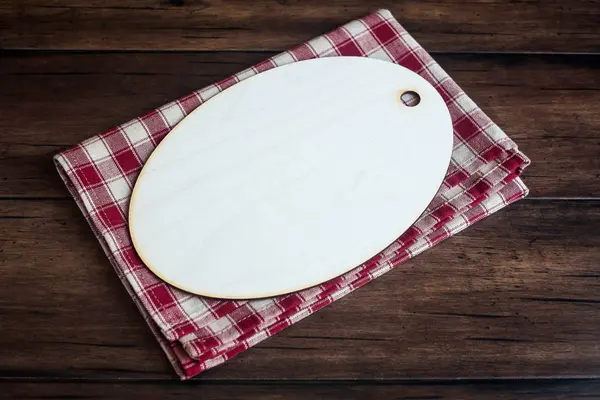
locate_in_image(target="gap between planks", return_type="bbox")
[2,376,600,384]
[2,49,600,56]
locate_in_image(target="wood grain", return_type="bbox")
[3,380,600,400]
[1,1,599,52]
[1,199,599,379]
[1,51,599,199]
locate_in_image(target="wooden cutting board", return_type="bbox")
[129,57,453,299]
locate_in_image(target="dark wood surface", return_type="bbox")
[4,380,600,400]
[1,2,599,399]
[1,0,599,52]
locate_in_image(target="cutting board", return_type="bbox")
[129,57,453,299]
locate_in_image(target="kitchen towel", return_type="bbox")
[54,9,530,379]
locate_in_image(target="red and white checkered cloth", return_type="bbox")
[54,9,530,379]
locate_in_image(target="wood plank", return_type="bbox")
[3,380,600,399]
[0,51,268,199]
[1,1,599,52]
[1,199,599,379]
[1,52,599,198]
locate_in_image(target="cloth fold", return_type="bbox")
[54,9,530,379]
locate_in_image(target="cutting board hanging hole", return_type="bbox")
[400,90,421,107]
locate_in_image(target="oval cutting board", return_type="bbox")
[129,57,453,299]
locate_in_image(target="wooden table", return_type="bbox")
[1,2,599,398]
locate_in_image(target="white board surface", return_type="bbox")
[129,57,453,299]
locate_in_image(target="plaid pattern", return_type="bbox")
[54,9,530,379]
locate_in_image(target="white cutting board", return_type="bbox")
[129,57,453,299]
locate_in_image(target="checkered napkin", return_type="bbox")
[54,9,530,379]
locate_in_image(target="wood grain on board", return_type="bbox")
[1,52,599,199]
[1,0,599,52]
[1,199,599,379]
